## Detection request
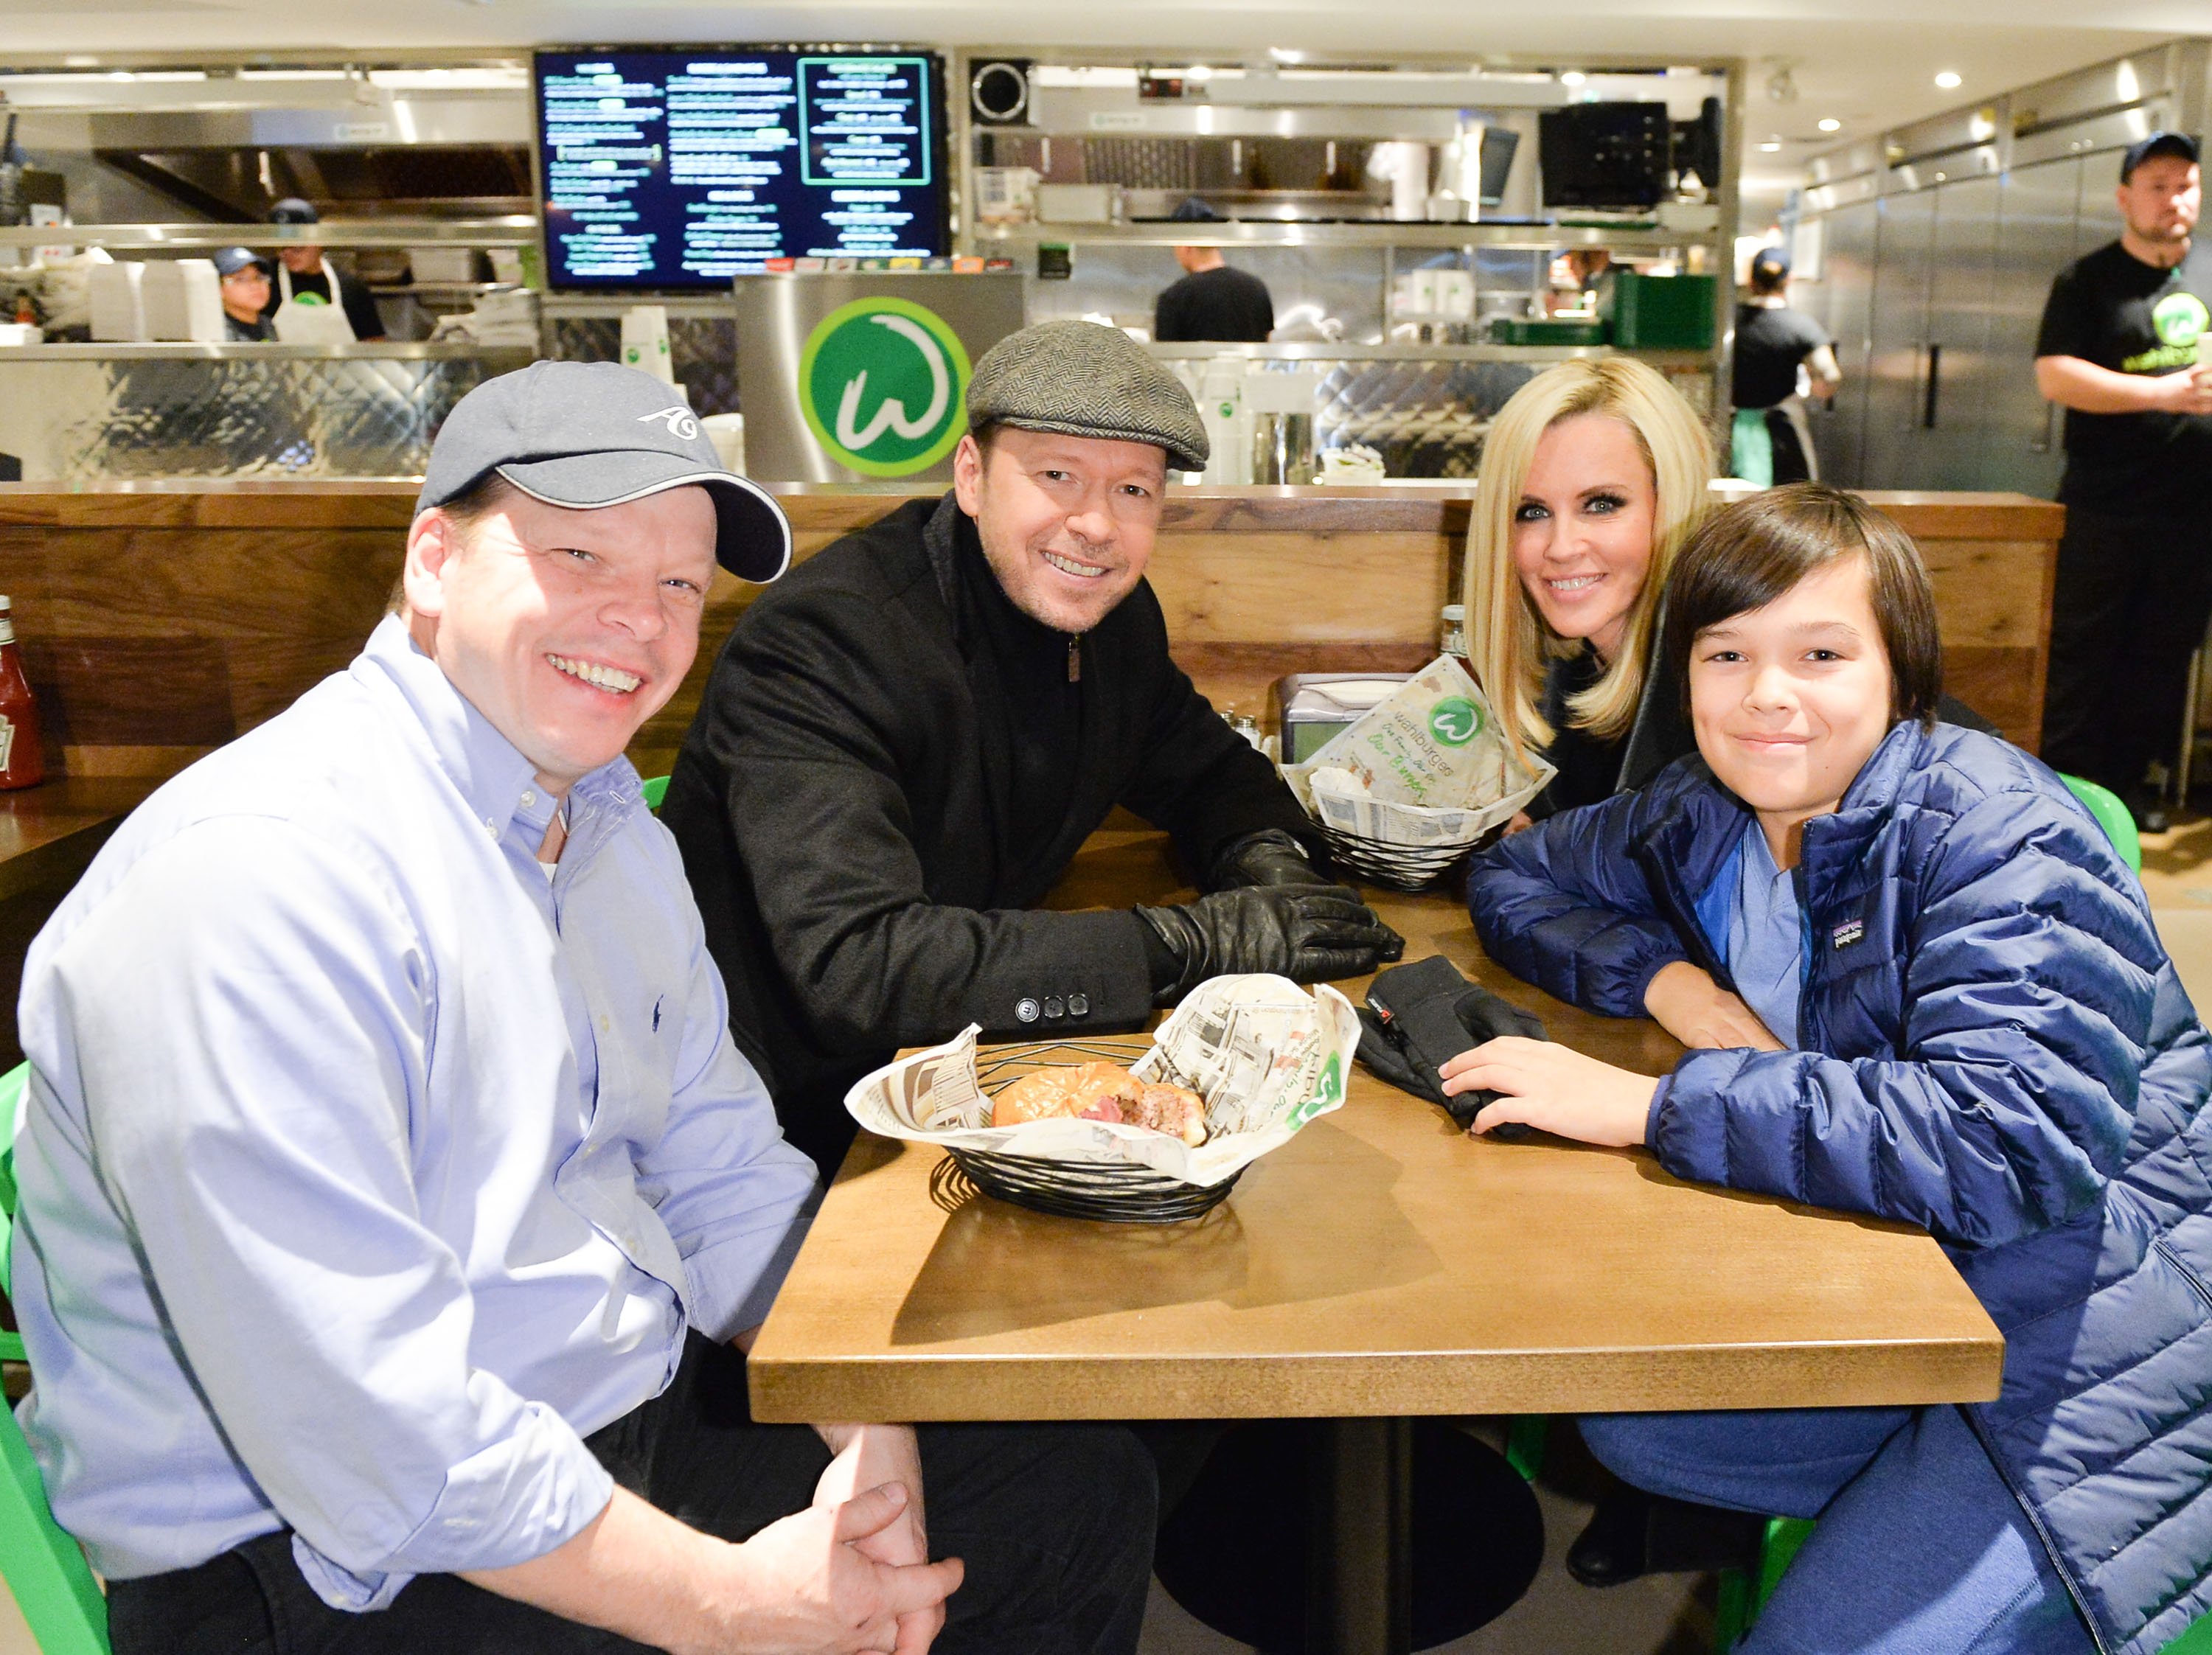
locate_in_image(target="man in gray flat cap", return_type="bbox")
[15,358,1155,1655]
[663,320,1399,1176]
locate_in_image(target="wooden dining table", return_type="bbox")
[745,819,2005,1655]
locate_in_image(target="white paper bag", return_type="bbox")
[142,260,223,342]
[1281,655,1553,846]
[700,413,745,473]
[88,261,147,342]
[620,304,677,386]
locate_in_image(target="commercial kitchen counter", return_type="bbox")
[0,343,538,485]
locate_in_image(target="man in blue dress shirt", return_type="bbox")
[8,362,1154,1655]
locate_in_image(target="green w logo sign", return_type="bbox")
[799,298,973,476]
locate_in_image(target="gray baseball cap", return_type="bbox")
[417,360,790,583]
[967,320,1209,473]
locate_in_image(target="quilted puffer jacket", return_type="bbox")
[1467,720,2212,1655]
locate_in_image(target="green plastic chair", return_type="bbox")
[2058,773,2142,874]
[639,774,669,812]
[1711,1515,1814,1650]
[1504,1415,1547,1483]
[0,1060,110,1652]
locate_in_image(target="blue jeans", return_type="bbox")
[1579,1404,2097,1655]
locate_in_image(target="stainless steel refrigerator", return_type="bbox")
[1790,38,2205,496]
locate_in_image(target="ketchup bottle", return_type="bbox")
[0,596,48,790]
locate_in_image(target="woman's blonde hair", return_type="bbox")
[1462,358,1714,767]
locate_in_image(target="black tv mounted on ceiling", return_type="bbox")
[534,46,952,290]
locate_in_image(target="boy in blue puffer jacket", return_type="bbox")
[1450,483,2212,1655]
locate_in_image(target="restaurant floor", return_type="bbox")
[0,813,2207,1652]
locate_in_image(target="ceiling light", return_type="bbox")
[1759,139,1782,152]
[1559,70,1586,87]
[1818,118,1842,132]
[1267,48,1306,64]
[1186,65,1213,80]
[1765,64,1798,104]
[1935,70,1962,89]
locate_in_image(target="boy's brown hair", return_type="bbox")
[1658,482,1943,726]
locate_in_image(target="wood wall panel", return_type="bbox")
[0,482,2062,781]
[24,637,237,747]
[1920,540,2059,647]
[1944,648,2045,747]
[1147,532,1450,646]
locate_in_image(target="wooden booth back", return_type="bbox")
[0,483,2059,787]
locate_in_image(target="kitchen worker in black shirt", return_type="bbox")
[1731,245,1840,484]
[2034,130,2212,829]
[1153,198,1274,344]
[662,320,1399,1174]
[260,197,387,343]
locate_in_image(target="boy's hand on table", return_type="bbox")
[1438,1037,1657,1146]
[1642,961,1786,1052]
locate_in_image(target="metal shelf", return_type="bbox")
[1145,341,1711,366]
[0,218,538,251]
[368,282,517,297]
[967,220,1707,253]
[0,341,535,361]
[538,293,735,320]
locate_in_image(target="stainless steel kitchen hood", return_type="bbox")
[2,59,533,221]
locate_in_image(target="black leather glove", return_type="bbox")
[1205,827,1335,891]
[1135,884,1405,1005]
[1356,954,1547,1135]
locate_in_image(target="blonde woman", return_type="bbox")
[1464,358,1714,820]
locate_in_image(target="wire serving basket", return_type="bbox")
[949,1038,1244,1224]
[1314,820,1501,892]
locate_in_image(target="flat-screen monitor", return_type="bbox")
[1537,102,1672,211]
[535,47,950,290]
[1672,98,1723,192]
[1478,128,1520,207]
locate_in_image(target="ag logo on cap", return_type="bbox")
[1429,696,1484,747]
[2154,290,2210,351]
[799,297,971,477]
[639,405,700,442]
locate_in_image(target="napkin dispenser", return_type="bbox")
[1270,672,1416,764]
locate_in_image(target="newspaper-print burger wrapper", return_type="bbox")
[844,975,1361,1188]
[1281,655,1554,847]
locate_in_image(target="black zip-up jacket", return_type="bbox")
[661,493,1316,1174]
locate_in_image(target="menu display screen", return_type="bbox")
[535,47,948,290]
